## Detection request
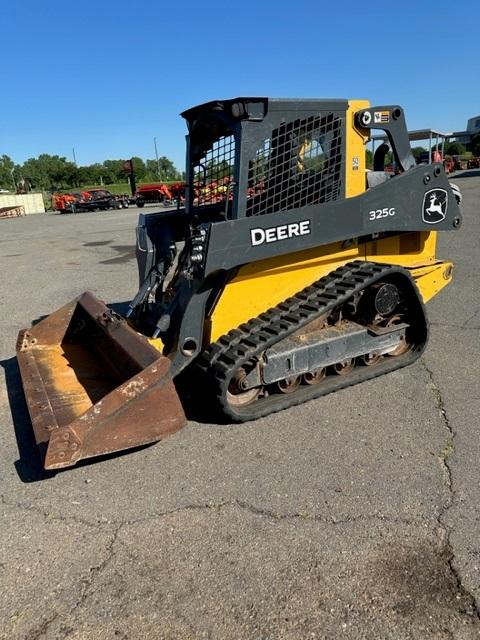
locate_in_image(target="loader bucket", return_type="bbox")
[16,292,186,470]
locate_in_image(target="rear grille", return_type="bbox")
[246,113,343,216]
[192,134,235,208]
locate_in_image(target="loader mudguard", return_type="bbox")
[16,292,186,470]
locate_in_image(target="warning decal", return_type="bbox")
[374,111,390,124]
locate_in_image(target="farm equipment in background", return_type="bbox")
[450,156,464,172]
[52,193,77,212]
[415,150,465,175]
[193,176,233,204]
[17,97,462,470]
[168,182,186,206]
[53,189,130,214]
[135,183,172,207]
[134,182,187,208]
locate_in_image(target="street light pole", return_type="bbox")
[154,137,160,179]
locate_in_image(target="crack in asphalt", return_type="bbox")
[0,492,108,531]
[2,493,418,637]
[420,360,454,493]
[26,527,121,640]
[231,499,415,527]
[462,306,480,328]
[430,321,479,331]
[52,526,122,640]
[0,492,120,639]
[421,358,480,620]
[26,610,62,640]
[122,499,399,526]
[9,501,417,638]
[0,491,415,530]
[4,459,477,635]
[13,495,476,637]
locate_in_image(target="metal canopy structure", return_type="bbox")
[372,128,453,143]
[370,112,479,163]
[371,128,456,165]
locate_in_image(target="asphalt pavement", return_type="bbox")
[0,179,479,639]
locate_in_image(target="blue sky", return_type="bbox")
[1,0,479,171]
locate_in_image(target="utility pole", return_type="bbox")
[10,167,16,192]
[72,147,77,165]
[154,137,160,179]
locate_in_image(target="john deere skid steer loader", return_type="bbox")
[16,98,462,469]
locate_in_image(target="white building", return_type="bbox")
[452,115,480,145]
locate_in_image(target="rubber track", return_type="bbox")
[195,260,427,422]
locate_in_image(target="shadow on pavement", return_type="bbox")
[107,300,131,316]
[174,368,230,426]
[450,169,480,179]
[108,301,222,425]
[1,355,158,482]
[0,356,53,483]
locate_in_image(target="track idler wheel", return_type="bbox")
[361,352,381,366]
[303,368,326,385]
[277,376,301,393]
[333,358,355,375]
[385,315,411,357]
[226,368,261,407]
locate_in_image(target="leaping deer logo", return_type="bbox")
[422,189,447,224]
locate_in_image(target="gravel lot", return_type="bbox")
[1,176,479,639]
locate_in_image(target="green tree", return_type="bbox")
[102,159,125,184]
[144,157,181,182]
[20,157,48,190]
[159,156,181,181]
[0,155,16,190]
[196,159,232,183]
[444,141,466,156]
[3,153,182,192]
[145,159,160,181]
[366,149,373,170]
[144,160,161,182]
[77,163,104,186]
[471,134,480,157]
[21,154,78,191]
[411,146,428,159]
[131,156,146,180]
[366,149,393,169]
